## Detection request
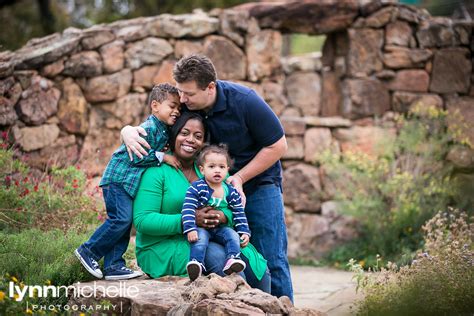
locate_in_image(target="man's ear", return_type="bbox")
[207,81,216,94]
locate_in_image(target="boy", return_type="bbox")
[182,144,250,281]
[75,83,181,280]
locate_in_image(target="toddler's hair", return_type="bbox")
[197,144,233,169]
[147,83,179,106]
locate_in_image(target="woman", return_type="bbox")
[133,112,270,291]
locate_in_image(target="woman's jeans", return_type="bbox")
[190,227,241,264]
[204,242,271,293]
[245,183,294,301]
[79,184,133,274]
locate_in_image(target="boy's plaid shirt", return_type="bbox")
[99,115,169,198]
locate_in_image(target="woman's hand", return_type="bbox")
[187,231,198,243]
[196,206,226,228]
[240,234,250,248]
[121,125,151,160]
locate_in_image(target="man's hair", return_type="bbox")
[173,54,217,89]
[147,83,179,107]
[197,143,233,169]
[169,112,208,153]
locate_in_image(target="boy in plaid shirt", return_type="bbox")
[75,83,181,280]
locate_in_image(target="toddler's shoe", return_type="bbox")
[74,248,103,279]
[186,260,203,281]
[104,267,143,280]
[223,257,246,275]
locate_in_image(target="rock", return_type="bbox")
[284,136,304,160]
[283,163,322,212]
[16,76,60,125]
[446,96,474,146]
[321,201,341,220]
[193,299,265,315]
[81,69,132,103]
[453,21,472,46]
[287,214,330,258]
[333,125,395,157]
[13,124,60,151]
[321,71,343,117]
[14,70,37,90]
[0,78,21,126]
[153,60,176,85]
[281,116,306,136]
[261,80,288,116]
[124,38,173,70]
[174,40,204,59]
[343,78,390,119]
[100,40,125,74]
[385,20,413,46]
[81,25,115,49]
[15,32,81,69]
[281,107,302,117]
[281,53,322,75]
[392,91,443,113]
[217,289,288,314]
[304,128,335,163]
[63,51,103,78]
[382,46,432,69]
[21,135,79,169]
[386,69,429,92]
[429,48,471,94]
[0,52,15,78]
[246,30,282,82]
[236,0,358,34]
[285,72,321,116]
[416,17,455,48]
[446,145,474,170]
[203,35,246,81]
[347,28,384,77]
[148,13,219,38]
[57,78,89,135]
[452,173,474,208]
[304,116,352,128]
[362,6,397,28]
[113,18,151,42]
[133,65,160,89]
[99,93,148,128]
[219,10,250,47]
[41,59,65,78]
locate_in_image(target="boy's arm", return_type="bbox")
[228,188,251,236]
[182,185,200,234]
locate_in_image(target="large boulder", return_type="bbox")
[203,35,246,80]
[246,30,282,82]
[429,47,471,94]
[13,124,60,152]
[57,78,89,135]
[283,163,322,212]
[62,51,103,78]
[347,28,384,77]
[343,78,390,119]
[124,38,173,70]
[285,72,321,116]
[0,77,21,125]
[80,69,132,103]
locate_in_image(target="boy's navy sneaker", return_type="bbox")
[104,267,143,280]
[74,248,103,279]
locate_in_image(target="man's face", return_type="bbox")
[176,81,215,112]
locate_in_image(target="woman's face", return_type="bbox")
[174,118,205,161]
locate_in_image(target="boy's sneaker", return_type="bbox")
[74,248,103,279]
[223,257,246,275]
[186,260,203,281]
[104,267,143,280]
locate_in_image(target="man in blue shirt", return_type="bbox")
[122,54,293,301]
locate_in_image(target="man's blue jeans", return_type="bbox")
[78,184,133,274]
[245,183,294,301]
[204,242,271,293]
[190,227,241,264]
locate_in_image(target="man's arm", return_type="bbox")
[121,125,151,160]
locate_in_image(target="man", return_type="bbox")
[122,54,293,300]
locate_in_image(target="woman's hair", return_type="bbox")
[169,112,208,153]
[197,143,233,169]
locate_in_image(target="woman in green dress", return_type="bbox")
[133,112,270,291]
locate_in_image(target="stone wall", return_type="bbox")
[1,0,473,261]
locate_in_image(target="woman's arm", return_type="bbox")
[133,168,182,236]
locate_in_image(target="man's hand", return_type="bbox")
[187,231,198,243]
[163,154,182,170]
[240,234,250,248]
[226,174,246,207]
[196,206,226,228]
[121,125,151,160]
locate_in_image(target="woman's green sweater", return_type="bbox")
[133,164,267,279]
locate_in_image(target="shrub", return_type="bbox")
[350,209,474,315]
[0,141,102,233]
[321,105,472,266]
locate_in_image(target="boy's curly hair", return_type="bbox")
[197,143,233,169]
[147,83,179,106]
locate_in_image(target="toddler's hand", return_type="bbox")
[163,154,182,170]
[240,234,250,248]
[187,231,198,243]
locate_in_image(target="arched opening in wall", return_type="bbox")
[282,33,326,56]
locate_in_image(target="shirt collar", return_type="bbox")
[150,115,168,132]
[207,80,227,115]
